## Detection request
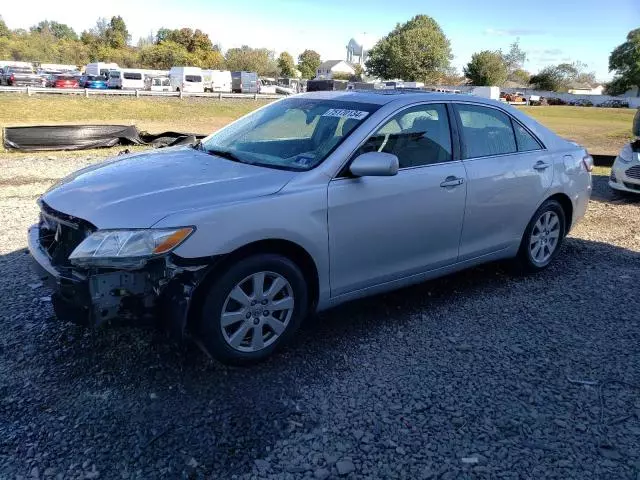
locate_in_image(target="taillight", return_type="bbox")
[10,73,15,82]
[582,155,593,172]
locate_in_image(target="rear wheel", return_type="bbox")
[196,254,308,365]
[514,199,566,273]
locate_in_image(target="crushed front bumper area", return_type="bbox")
[28,225,210,336]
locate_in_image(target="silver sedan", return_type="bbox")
[29,91,593,364]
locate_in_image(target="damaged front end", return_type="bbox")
[27,202,211,336]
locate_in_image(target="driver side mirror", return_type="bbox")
[349,152,399,177]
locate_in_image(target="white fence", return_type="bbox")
[431,85,640,109]
[0,86,285,100]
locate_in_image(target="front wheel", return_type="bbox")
[196,254,308,365]
[514,199,566,273]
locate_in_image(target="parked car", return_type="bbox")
[28,91,592,364]
[598,99,630,108]
[80,75,108,89]
[609,108,640,194]
[42,74,58,88]
[569,99,594,107]
[258,77,278,94]
[546,97,567,106]
[53,75,79,89]
[1,65,43,87]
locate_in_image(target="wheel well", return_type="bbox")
[547,193,573,234]
[186,239,319,331]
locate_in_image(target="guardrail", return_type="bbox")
[0,86,285,100]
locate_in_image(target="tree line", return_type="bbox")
[1,14,638,95]
[0,16,322,78]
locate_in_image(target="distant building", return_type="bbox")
[346,34,377,66]
[315,60,356,80]
[568,83,604,95]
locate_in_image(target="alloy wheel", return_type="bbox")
[529,211,561,265]
[220,271,294,352]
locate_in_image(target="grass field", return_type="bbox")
[0,95,635,156]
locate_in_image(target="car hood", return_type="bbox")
[41,147,297,228]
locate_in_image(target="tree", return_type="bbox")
[608,28,640,97]
[225,46,278,75]
[297,49,321,79]
[464,50,507,86]
[529,66,565,91]
[277,51,296,77]
[529,61,595,92]
[604,77,629,96]
[139,41,190,69]
[510,68,531,86]
[31,20,77,41]
[365,15,452,83]
[502,39,526,78]
[155,27,213,53]
[105,16,130,49]
[352,64,364,81]
[332,72,353,81]
[0,16,10,38]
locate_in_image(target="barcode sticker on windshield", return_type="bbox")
[322,109,369,120]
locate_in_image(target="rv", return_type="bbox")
[107,69,145,90]
[231,71,258,94]
[169,67,204,93]
[85,62,119,77]
[202,70,232,93]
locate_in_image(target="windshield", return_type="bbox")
[201,98,380,171]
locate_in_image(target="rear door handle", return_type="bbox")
[533,161,551,171]
[440,176,465,188]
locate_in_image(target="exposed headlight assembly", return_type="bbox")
[69,227,194,268]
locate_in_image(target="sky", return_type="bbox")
[2,0,639,80]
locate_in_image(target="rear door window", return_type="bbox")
[513,122,543,152]
[454,104,517,158]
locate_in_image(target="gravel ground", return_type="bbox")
[0,152,639,480]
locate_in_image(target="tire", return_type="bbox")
[196,254,308,365]
[514,199,566,273]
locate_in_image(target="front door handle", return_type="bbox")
[440,176,465,188]
[533,161,551,171]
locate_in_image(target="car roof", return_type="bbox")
[297,90,506,107]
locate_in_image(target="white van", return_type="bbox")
[85,62,119,78]
[145,76,171,92]
[202,70,231,93]
[169,67,204,93]
[107,69,145,90]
